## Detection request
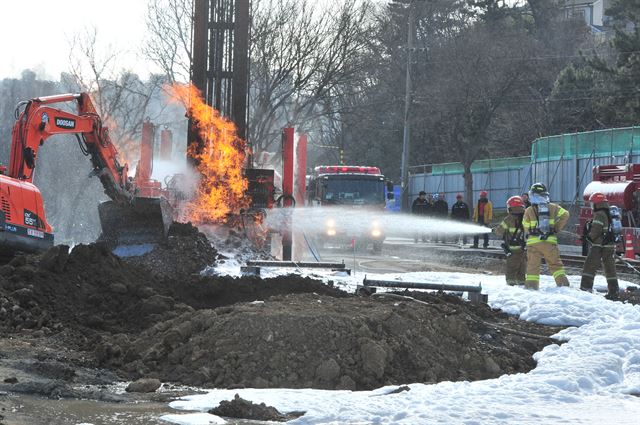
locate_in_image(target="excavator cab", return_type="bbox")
[0,177,53,255]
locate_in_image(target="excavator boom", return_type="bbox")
[1,93,171,254]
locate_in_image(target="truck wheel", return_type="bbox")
[372,241,383,254]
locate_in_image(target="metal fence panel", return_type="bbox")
[409,127,640,212]
[409,164,530,211]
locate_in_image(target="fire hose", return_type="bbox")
[615,255,640,277]
[555,229,640,278]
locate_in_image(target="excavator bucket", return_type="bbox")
[98,197,173,252]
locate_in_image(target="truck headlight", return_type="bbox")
[326,219,336,227]
[371,229,382,237]
[327,229,337,236]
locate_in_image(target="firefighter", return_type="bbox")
[493,196,527,286]
[522,182,570,289]
[473,191,493,248]
[580,192,620,300]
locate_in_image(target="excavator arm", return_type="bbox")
[9,93,132,204]
[0,92,172,254]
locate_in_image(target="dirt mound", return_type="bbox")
[122,222,218,280]
[0,240,343,338]
[210,394,304,422]
[0,244,185,336]
[0,226,563,394]
[100,290,559,390]
[620,287,640,305]
[153,273,346,311]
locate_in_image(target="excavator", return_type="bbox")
[0,93,172,254]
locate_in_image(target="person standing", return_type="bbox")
[412,191,430,242]
[451,193,470,245]
[493,196,527,286]
[521,193,531,208]
[433,193,449,242]
[580,193,620,300]
[522,182,570,289]
[473,191,493,248]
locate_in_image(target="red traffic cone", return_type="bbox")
[625,233,635,260]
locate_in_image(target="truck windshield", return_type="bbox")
[322,176,385,205]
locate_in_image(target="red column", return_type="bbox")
[282,128,295,205]
[281,127,295,260]
[296,134,308,205]
[136,120,154,185]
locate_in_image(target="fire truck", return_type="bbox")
[307,165,387,252]
[577,164,640,257]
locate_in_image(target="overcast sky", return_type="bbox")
[0,0,527,81]
[0,0,154,80]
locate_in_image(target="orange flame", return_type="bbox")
[166,83,250,224]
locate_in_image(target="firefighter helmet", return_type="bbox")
[589,192,608,207]
[530,182,548,196]
[507,196,525,208]
[589,192,607,203]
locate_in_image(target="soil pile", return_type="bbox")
[123,222,218,280]
[209,394,304,422]
[620,287,640,304]
[0,241,341,338]
[0,243,192,336]
[100,290,560,390]
[0,225,569,393]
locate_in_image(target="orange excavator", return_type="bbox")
[0,93,172,254]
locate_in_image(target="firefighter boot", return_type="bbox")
[605,278,620,301]
[579,275,594,293]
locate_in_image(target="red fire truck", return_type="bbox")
[577,164,640,257]
[307,165,387,252]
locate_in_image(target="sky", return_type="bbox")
[0,0,527,82]
[0,0,155,80]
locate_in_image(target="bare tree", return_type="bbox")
[67,27,164,152]
[144,0,193,83]
[411,20,535,203]
[249,0,372,156]
[143,0,373,162]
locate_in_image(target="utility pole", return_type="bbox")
[400,1,415,212]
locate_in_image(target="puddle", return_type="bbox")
[1,394,271,425]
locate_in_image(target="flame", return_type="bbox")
[166,83,250,223]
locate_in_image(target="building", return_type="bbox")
[562,0,613,30]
